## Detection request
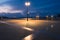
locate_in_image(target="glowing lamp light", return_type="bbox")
[25,2,30,6]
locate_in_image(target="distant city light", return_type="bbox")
[46,16,48,20]
[36,15,39,20]
[51,15,54,20]
[51,15,53,18]
[36,15,39,18]
[46,16,48,18]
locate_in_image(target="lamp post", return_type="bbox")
[25,2,30,21]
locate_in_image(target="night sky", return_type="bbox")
[0,0,60,17]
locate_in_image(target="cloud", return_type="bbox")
[0,0,9,3]
[9,10,23,13]
[0,5,12,13]
[0,4,23,13]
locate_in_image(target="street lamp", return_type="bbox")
[25,2,30,21]
[25,2,30,6]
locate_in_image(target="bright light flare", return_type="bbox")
[22,27,33,31]
[25,2,30,6]
[23,34,33,40]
